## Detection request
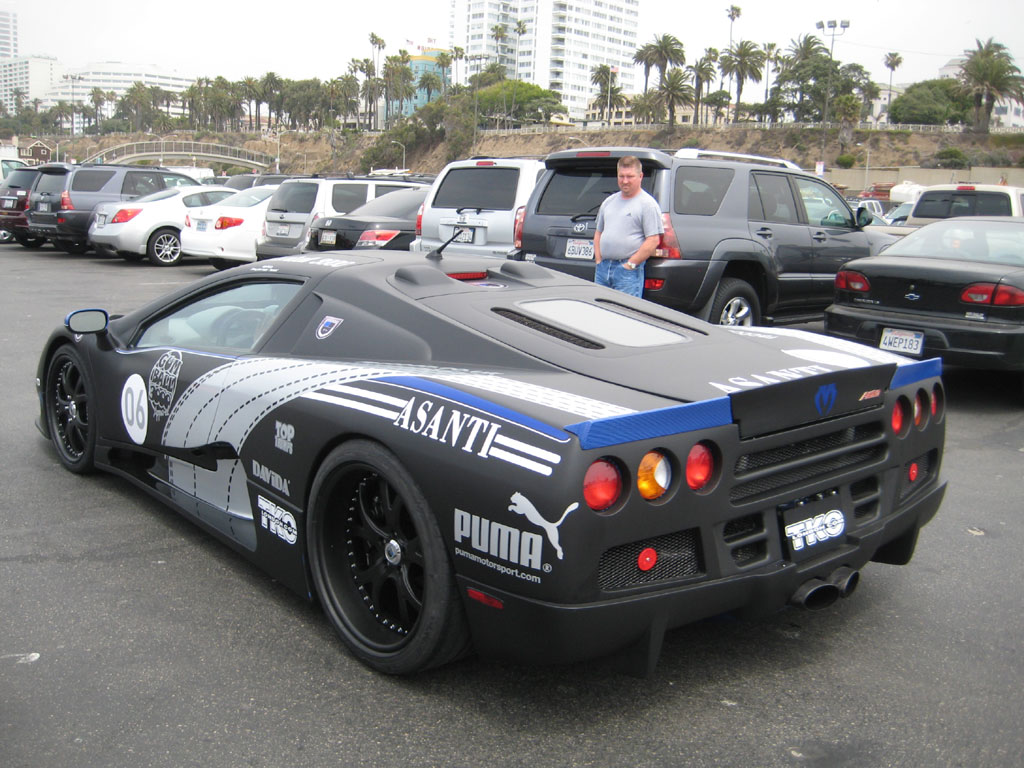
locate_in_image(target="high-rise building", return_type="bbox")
[448,0,639,120]
[0,55,63,116]
[0,8,18,59]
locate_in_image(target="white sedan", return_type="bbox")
[89,185,235,266]
[180,186,278,270]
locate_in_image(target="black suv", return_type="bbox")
[26,163,198,253]
[515,147,897,325]
[0,166,44,248]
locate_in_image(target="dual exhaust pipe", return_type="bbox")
[790,566,860,611]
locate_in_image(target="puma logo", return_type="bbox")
[508,492,578,560]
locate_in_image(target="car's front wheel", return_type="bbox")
[44,345,96,473]
[710,277,761,326]
[147,228,182,266]
[307,440,471,674]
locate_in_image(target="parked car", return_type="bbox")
[308,186,428,252]
[27,163,199,254]
[89,185,235,266]
[223,174,260,190]
[257,175,431,259]
[886,201,915,226]
[410,157,546,259]
[0,166,45,248]
[36,249,946,674]
[906,183,1024,226]
[825,217,1024,385]
[515,147,896,326]
[1,157,29,181]
[180,185,278,269]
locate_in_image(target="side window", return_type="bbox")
[135,281,304,353]
[71,170,116,192]
[163,174,195,189]
[373,184,407,197]
[793,177,853,227]
[123,172,161,197]
[331,183,369,213]
[751,173,799,224]
[673,166,733,215]
[975,192,1011,216]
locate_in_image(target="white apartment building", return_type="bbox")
[449,0,639,120]
[0,8,18,59]
[0,55,63,116]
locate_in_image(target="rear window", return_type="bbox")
[674,166,733,215]
[270,182,318,213]
[348,187,427,217]
[71,170,116,192]
[913,191,1012,219]
[35,171,70,194]
[433,167,520,211]
[2,168,39,189]
[535,167,656,216]
[330,182,370,213]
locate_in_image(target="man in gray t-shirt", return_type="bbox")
[594,155,664,297]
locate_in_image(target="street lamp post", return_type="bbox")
[815,19,849,166]
[390,140,406,169]
[63,73,83,138]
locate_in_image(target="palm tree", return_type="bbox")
[650,34,685,88]
[657,68,695,126]
[883,52,903,116]
[590,64,622,122]
[762,42,778,104]
[688,49,718,125]
[418,71,442,104]
[261,71,283,128]
[436,51,452,93]
[633,42,659,94]
[509,19,528,125]
[339,73,360,127]
[787,34,826,65]
[959,38,1024,133]
[629,91,664,125]
[88,87,105,127]
[719,40,765,122]
[452,46,465,87]
[491,23,508,73]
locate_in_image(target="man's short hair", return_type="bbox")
[617,156,642,174]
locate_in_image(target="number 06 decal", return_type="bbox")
[121,374,149,444]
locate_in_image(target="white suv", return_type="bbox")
[257,175,431,259]
[410,157,545,258]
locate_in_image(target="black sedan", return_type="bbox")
[37,250,946,674]
[825,217,1024,383]
[308,186,427,251]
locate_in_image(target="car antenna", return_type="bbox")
[425,230,464,262]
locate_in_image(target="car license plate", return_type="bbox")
[879,327,924,356]
[39,202,50,213]
[453,226,473,244]
[197,220,207,232]
[781,500,846,563]
[276,224,290,236]
[565,238,594,260]
[1,199,13,209]
[96,214,106,227]
[319,229,337,246]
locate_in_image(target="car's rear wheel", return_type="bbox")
[14,233,45,248]
[710,277,760,326]
[307,440,471,674]
[147,228,182,266]
[60,240,89,255]
[44,345,96,473]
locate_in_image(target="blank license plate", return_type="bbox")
[196,221,207,232]
[454,226,473,243]
[879,327,924,356]
[276,224,290,236]
[319,229,337,245]
[39,202,50,212]
[1,199,13,209]
[565,238,594,259]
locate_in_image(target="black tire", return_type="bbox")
[14,233,46,248]
[59,240,89,255]
[44,345,97,474]
[307,440,471,674]
[709,277,761,326]
[147,228,182,266]
[121,252,145,262]
[209,257,237,271]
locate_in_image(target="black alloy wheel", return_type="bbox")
[307,440,470,674]
[45,345,97,473]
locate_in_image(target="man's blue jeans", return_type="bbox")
[595,259,644,297]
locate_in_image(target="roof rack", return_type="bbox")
[673,148,801,170]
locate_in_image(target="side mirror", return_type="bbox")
[66,309,109,334]
[856,207,873,227]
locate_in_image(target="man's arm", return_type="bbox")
[593,230,603,264]
[625,234,660,268]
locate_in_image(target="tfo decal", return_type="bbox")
[258,495,297,544]
[785,509,845,552]
[121,374,149,444]
[148,350,183,420]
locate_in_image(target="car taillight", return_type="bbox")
[446,271,488,281]
[644,278,665,291]
[513,205,525,249]
[685,442,716,491]
[913,390,928,429]
[994,285,1024,306]
[215,217,245,230]
[583,458,622,511]
[637,450,672,501]
[184,214,191,228]
[836,270,870,291]
[655,212,681,258]
[110,208,141,224]
[357,228,400,245]
[415,202,424,236]
[60,190,74,210]
[961,283,995,304]
[891,397,910,436]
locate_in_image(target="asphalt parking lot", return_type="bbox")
[2,244,1022,768]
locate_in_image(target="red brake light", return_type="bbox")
[994,285,1024,306]
[446,271,488,281]
[215,216,245,230]
[513,205,525,249]
[637,548,658,572]
[891,397,909,436]
[357,229,400,245]
[583,458,622,511]
[475,160,496,166]
[955,185,975,191]
[655,212,681,258]
[836,270,870,292]
[644,278,665,291]
[961,283,995,304]
[59,190,74,210]
[415,202,424,236]
[576,151,610,157]
[110,208,142,224]
[685,442,716,491]
[466,588,504,609]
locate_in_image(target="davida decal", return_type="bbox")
[148,350,183,419]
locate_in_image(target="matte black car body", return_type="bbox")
[36,251,946,674]
[516,147,897,326]
[309,186,428,251]
[826,217,1024,375]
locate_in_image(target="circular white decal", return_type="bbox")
[121,374,149,444]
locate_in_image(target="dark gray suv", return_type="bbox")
[515,147,897,326]
[26,163,197,253]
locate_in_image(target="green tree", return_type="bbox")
[435,51,452,93]
[633,42,659,94]
[889,79,971,125]
[650,34,686,88]
[418,72,443,105]
[884,52,903,116]
[959,37,1024,133]
[719,39,764,122]
[688,50,717,126]
[657,68,695,126]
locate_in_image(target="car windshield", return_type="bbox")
[882,219,1024,266]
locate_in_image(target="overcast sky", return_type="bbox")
[13,1,1020,91]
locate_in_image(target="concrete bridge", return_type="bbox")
[80,140,274,169]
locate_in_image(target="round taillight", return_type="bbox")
[891,398,908,436]
[914,390,929,429]
[931,383,945,421]
[637,450,672,501]
[908,462,919,482]
[583,458,622,511]
[637,547,658,572]
[685,442,715,491]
